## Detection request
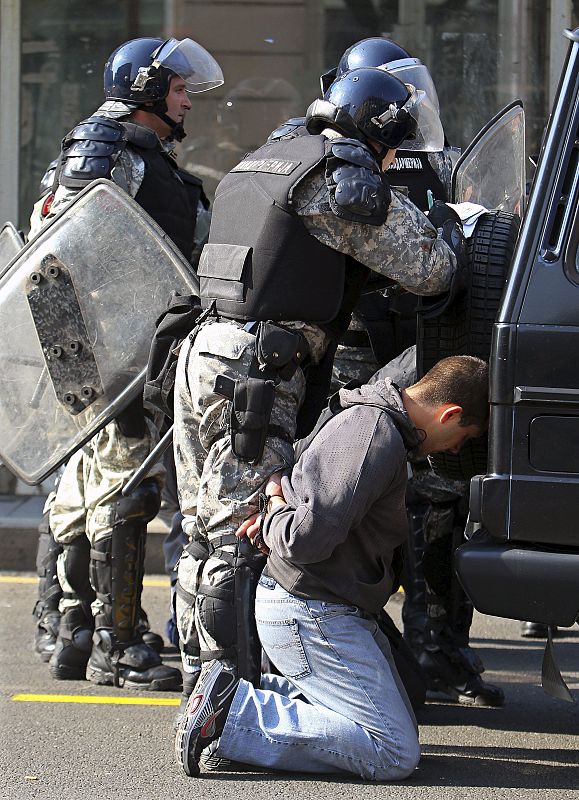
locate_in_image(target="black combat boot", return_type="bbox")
[86,624,182,690]
[87,518,180,691]
[49,605,94,680]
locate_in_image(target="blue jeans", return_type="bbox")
[218,576,420,780]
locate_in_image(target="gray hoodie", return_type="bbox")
[263,378,422,613]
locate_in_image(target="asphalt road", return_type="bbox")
[1,573,578,800]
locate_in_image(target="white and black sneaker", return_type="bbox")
[175,660,239,777]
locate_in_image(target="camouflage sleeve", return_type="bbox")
[427,147,458,199]
[293,167,457,295]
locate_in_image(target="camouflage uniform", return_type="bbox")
[173,148,457,698]
[331,148,455,390]
[42,105,204,688]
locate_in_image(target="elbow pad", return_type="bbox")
[325,139,391,226]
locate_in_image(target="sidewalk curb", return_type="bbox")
[0,495,174,574]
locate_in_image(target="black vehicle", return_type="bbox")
[452,28,579,700]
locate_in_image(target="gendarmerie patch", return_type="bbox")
[230,158,301,176]
[389,156,423,171]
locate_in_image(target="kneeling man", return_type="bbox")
[176,355,488,780]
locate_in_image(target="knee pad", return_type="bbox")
[197,558,237,661]
[63,536,95,606]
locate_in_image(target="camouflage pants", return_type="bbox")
[331,344,380,392]
[174,322,307,683]
[49,418,163,617]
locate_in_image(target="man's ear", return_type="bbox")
[438,404,463,424]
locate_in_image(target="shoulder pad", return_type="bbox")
[268,117,307,141]
[329,139,379,171]
[66,116,126,143]
[59,116,127,189]
[325,138,390,226]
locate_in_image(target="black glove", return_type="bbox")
[427,200,462,229]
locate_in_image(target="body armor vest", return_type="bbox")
[199,133,372,326]
[127,125,203,261]
[58,116,203,261]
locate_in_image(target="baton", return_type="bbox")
[122,425,174,496]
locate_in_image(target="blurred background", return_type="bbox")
[1,0,578,230]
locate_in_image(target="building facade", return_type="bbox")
[1,0,578,229]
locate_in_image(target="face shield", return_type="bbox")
[150,37,224,93]
[378,60,445,152]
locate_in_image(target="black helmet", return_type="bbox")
[320,38,444,151]
[312,67,419,151]
[103,37,223,139]
[321,37,411,94]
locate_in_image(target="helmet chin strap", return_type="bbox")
[147,99,187,142]
[156,112,186,142]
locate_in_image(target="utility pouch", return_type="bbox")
[254,321,308,382]
[214,374,276,463]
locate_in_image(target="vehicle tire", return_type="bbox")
[416,211,520,481]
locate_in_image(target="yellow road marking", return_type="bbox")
[12,693,179,706]
[0,576,170,587]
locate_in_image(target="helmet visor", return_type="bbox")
[381,59,440,112]
[398,86,445,152]
[153,38,224,93]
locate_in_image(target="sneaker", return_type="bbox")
[175,661,239,777]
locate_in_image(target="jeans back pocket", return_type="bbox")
[256,618,311,680]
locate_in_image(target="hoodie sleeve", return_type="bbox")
[262,406,405,564]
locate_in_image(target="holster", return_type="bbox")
[254,321,308,382]
[214,321,308,463]
[215,375,276,464]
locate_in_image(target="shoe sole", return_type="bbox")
[86,666,181,692]
[175,662,225,777]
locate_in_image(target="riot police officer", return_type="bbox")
[323,37,503,707]
[173,65,464,723]
[42,36,223,690]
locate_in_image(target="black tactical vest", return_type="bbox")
[198,134,360,326]
[125,125,203,260]
[387,150,447,211]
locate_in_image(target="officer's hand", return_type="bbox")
[427,200,462,230]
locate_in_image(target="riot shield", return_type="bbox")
[0,180,197,485]
[452,100,526,216]
[0,222,24,278]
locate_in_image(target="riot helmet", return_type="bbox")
[320,37,411,93]
[320,37,444,151]
[307,67,420,155]
[104,37,223,139]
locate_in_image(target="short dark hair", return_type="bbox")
[410,356,489,427]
